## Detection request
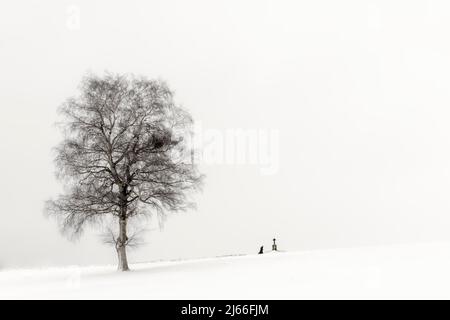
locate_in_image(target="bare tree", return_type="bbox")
[46,73,203,271]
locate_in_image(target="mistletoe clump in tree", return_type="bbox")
[46,73,203,271]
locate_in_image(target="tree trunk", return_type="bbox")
[117,217,130,271]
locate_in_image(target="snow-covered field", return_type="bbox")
[2,243,450,299]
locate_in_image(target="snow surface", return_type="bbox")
[2,243,450,299]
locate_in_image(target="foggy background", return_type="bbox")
[1,0,450,268]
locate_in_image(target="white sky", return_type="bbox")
[2,0,450,268]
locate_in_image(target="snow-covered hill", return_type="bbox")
[2,243,450,299]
